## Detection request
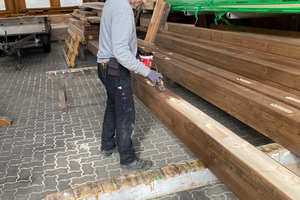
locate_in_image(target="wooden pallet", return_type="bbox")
[63,29,81,68]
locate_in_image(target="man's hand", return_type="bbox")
[146,70,163,83]
[136,46,144,57]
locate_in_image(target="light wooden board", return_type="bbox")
[131,72,300,200]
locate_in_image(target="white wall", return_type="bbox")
[0,0,5,10]
[25,0,50,8]
[60,0,83,7]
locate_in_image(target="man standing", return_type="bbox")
[97,0,163,170]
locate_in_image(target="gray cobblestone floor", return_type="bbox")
[0,42,273,200]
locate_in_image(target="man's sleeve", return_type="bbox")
[111,9,150,77]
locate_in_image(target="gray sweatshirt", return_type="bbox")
[97,0,151,77]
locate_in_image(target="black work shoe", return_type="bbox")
[120,158,152,171]
[100,146,117,157]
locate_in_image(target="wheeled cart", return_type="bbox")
[0,16,51,70]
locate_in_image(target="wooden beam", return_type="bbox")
[167,23,300,60]
[130,72,300,200]
[210,23,300,38]
[144,0,171,43]
[155,33,300,96]
[50,0,61,7]
[13,0,26,12]
[4,0,15,11]
[158,30,300,70]
[140,43,300,157]
[149,37,300,110]
[56,78,68,113]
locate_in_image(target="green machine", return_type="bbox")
[165,0,300,25]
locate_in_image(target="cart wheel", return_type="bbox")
[43,43,51,53]
[15,62,22,70]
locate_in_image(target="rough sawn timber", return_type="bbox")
[131,73,300,200]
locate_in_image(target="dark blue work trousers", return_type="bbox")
[97,63,136,165]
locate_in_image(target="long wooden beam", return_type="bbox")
[155,33,300,96]
[167,23,300,60]
[210,23,300,38]
[158,30,300,70]
[140,43,300,157]
[131,73,300,199]
[146,42,300,110]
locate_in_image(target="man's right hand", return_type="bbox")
[146,70,163,83]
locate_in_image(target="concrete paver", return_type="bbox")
[0,42,273,200]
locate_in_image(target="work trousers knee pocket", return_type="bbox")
[117,75,134,112]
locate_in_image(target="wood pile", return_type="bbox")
[68,7,101,44]
[140,23,300,157]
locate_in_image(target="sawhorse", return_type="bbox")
[46,67,97,113]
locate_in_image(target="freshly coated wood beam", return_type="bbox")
[155,33,300,96]
[131,73,300,199]
[146,40,300,110]
[210,23,300,38]
[140,44,300,157]
[167,23,300,60]
[158,30,300,70]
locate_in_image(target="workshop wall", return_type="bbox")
[0,0,101,18]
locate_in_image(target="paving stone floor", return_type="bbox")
[0,42,273,200]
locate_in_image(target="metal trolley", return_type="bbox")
[0,16,51,70]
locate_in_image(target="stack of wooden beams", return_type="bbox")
[140,23,300,157]
[68,8,101,44]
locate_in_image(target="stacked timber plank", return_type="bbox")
[210,23,300,38]
[141,23,300,157]
[68,8,101,44]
